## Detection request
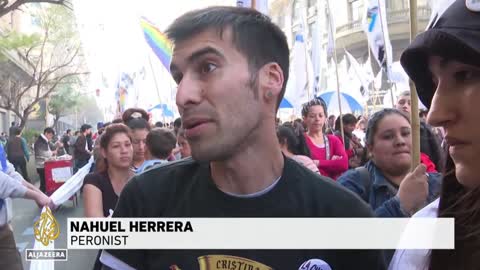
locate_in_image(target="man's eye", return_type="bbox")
[454,70,475,82]
[200,63,217,74]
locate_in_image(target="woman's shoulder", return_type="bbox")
[84,172,109,187]
[327,134,342,144]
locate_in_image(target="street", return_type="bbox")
[11,188,97,270]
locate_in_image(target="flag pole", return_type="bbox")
[326,0,345,143]
[147,52,163,105]
[408,0,420,169]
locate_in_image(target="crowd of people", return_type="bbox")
[1,0,480,269]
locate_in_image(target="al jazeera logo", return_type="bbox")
[26,207,68,261]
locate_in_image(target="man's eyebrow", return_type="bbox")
[186,46,225,64]
[169,46,225,77]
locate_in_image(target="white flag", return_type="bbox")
[311,0,326,94]
[363,0,392,78]
[326,0,335,60]
[285,33,315,113]
[345,50,371,100]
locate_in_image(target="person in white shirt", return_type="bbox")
[0,144,50,270]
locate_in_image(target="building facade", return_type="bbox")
[269,0,432,108]
[0,8,35,134]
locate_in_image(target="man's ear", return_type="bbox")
[258,62,284,102]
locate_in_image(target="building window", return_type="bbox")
[386,0,407,10]
[351,0,363,21]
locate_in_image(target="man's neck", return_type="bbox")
[210,128,284,195]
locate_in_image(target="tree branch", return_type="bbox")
[0,0,68,18]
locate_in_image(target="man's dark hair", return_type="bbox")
[166,6,289,110]
[146,128,177,159]
[12,127,22,136]
[44,127,55,135]
[154,121,164,128]
[80,124,92,133]
[173,118,182,128]
[66,129,71,134]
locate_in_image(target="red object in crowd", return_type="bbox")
[44,159,73,196]
[420,152,437,173]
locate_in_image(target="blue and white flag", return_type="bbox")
[363,0,392,77]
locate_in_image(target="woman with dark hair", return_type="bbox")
[301,98,348,179]
[338,109,442,264]
[276,125,319,173]
[83,124,134,218]
[338,109,441,217]
[334,113,366,168]
[126,118,151,170]
[389,1,480,269]
[83,124,134,270]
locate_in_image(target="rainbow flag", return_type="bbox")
[140,17,173,71]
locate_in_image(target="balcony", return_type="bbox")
[334,6,432,57]
[336,6,431,37]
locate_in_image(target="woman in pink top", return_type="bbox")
[302,98,348,180]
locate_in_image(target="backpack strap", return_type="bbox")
[355,166,371,202]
